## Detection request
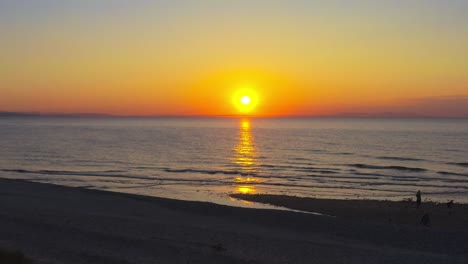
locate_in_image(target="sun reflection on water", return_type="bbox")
[233,120,256,171]
[236,186,256,195]
[232,119,260,194]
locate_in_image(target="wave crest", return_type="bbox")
[348,164,427,172]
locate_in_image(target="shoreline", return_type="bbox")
[1,178,467,263]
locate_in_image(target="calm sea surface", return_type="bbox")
[1,117,467,207]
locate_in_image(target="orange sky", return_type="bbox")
[1,1,467,117]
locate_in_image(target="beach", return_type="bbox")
[1,178,467,264]
[231,194,468,231]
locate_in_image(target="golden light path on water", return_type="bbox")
[231,119,261,197]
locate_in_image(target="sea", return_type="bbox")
[1,117,467,207]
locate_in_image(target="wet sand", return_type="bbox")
[1,178,467,264]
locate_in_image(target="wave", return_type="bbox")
[162,168,256,176]
[447,162,468,168]
[242,181,415,194]
[307,174,381,180]
[312,170,338,174]
[165,163,439,177]
[304,149,327,153]
[304,150,354,156]
[260,164,341,172]
[375,156,425,162]
[290,175,468,190]
[260,164,307,170]
[2,169,126,174]
[290,157,311,161]
[1,169,153,180]
[438,171,468,177]
[1,168,237,186]
[349,171,387,177]
[360,181,468,190]
[135,166,261,177]
[347,171,468,183]
[348,164,427,172]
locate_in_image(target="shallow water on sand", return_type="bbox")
[0,117,467,206]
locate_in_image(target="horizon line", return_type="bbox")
[1,111,467,119]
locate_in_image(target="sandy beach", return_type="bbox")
[1,178,467,264]
[231,194,468,232]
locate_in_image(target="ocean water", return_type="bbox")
[1,117,467,207]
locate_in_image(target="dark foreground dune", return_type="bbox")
[1,179,467,264]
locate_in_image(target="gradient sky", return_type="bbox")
[1,0,467,117]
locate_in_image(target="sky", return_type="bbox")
[1,0,467,117]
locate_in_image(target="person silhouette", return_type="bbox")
[416,190,422,208]
[447,200,454,216]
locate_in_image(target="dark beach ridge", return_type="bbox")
[1,178,468,264]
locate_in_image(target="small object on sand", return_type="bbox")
[212,243,227,252]
[447,200,454,209]
[420,213,431,227]
[416,190,422,208]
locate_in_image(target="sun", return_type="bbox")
[241,96,251,105]
[232,87,259,114]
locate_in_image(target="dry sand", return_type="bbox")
[1,178,467,264]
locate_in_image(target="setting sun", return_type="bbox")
[241,96,251,105]
[232,87,259,114]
